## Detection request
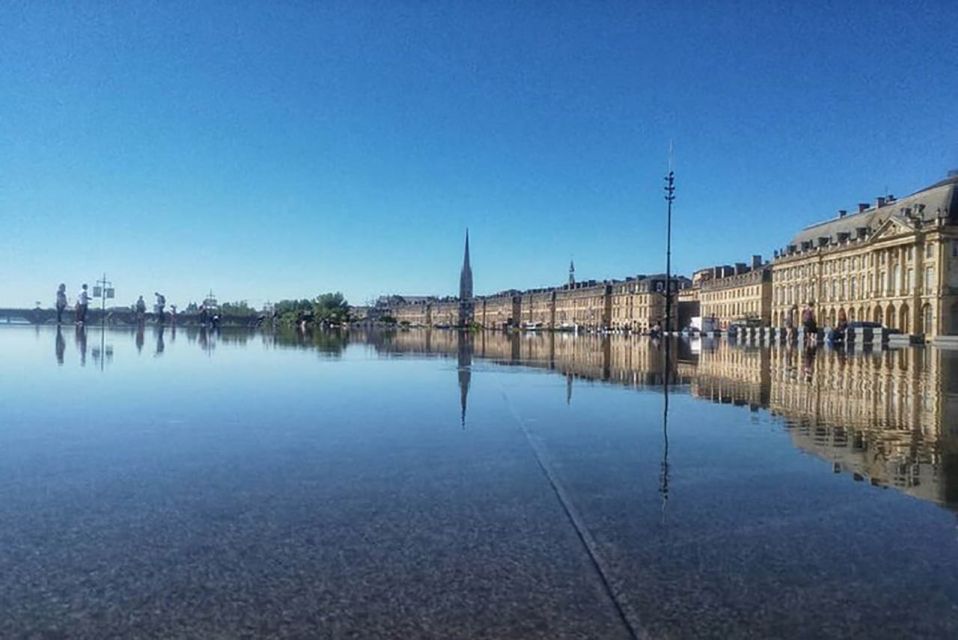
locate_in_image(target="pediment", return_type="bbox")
[868,215,915,243]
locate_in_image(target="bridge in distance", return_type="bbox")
[0,307,265,327]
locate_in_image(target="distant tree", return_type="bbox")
[273,298,315,326]
[220,300,257,317]
[313,292,350,324]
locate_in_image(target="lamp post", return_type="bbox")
[664,171,675,334]
[660,166,676,518]
[93,274,115,325]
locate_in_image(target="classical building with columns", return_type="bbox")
[771,174,958,339]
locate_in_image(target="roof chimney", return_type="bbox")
[752,254,762,268]
[858,203,869,213]
[838,209,847,217]
[876,196,886,208]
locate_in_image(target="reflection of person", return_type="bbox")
[55,326,65,365]
[155,326,165,356]
[135,325,145,353]
[76,284,90,325]
[75,325,88,366]
[136,296,147,323]
[802,302,817,348]
[803,344,816,382]
[56,284,68,324]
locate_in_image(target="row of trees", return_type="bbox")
[273,292,350,326]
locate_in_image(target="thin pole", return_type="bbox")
[660,159,676,515]
[664,171,675,333]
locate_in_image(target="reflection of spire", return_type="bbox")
[566,373,573,405]
[457,332,473,428]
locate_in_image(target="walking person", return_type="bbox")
[55,283,67,325]
[76,284,90,325]
[154,292,166,324]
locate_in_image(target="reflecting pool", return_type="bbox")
[1,325,956,639]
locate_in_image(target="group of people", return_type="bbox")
[55,284,171,326]
[787,301,849,347]
[55,283,91,325]
[134,293,172,323]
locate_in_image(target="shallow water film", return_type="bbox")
[1,325,956,639]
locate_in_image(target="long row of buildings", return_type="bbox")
[373,173,958,340]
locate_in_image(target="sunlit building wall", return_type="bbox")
[770,175,958,338]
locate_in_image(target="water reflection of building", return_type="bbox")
[691,343,770,410]
[371,331,958,512]
[683,340,958,510]
[768,346,958,508]
[375,330,687,400]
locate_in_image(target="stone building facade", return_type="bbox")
[770,175,958,338]
[609,275,689,332]
[554,281,612,331]
[698,257,773,329]
[520,289,556,329]
[476,292,521,330]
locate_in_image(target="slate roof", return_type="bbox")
[789,175,958,248]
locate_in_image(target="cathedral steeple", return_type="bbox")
[458,229,474,326]
[569,259,575,287]
[460,229,473,300]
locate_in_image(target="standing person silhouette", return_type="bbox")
[154,292,166,324]
[76,284,90,325]
[55,284,67,324]
[136,296,147,324]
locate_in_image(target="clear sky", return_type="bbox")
[2,1,956,309]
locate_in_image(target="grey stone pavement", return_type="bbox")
[2,333,957,639]
[0,370,635,639]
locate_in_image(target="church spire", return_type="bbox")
[458,229,474,325]
[569,259,575,287]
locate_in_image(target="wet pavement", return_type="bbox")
[1,326,956,638]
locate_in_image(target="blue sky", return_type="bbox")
[2,1,956,309]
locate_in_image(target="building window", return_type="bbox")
[926,243,933,259]
[924,267,934,292]
[907,268,914,294]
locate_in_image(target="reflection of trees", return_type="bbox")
[268,327,349,356]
